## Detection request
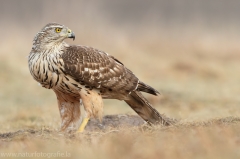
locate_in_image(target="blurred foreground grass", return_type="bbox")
[0,117,240,159]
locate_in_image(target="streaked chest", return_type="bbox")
[28,50,64,88]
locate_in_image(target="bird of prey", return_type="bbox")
[28,23,170,132]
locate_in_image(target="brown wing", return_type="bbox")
[61,45,139,94]
[61,45,168,126]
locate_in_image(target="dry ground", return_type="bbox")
[1,2,240,157]
[1,116,240,159]
[0,30,240,158]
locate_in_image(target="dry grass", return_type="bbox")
[1,31,240,158]
[1,1,240,158]
[1,30,240,158]
[0,116,240,159]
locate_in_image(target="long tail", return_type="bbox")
[125,91,170,126]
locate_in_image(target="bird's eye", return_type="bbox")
[55,28,62,33]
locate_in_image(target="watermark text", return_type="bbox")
[0,151,71,158]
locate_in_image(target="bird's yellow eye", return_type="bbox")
[55,28,62,33]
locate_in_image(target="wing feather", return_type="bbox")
[61,45,139,94]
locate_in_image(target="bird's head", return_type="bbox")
[33,23,75,47]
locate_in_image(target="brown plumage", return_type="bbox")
[28,23,170,132]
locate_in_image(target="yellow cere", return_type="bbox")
[55,28,62,33]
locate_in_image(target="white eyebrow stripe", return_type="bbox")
[44,25,63,30]
[52,25,63,28]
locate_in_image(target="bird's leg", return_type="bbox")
[58,100,82,132]
[54,91,82,132]
[77,89,103,132]
[76,93,91,133]
[76,98,89,133]
[77,117,90,133]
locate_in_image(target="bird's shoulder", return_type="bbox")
[60,45,138,93]
[62,45,120,65]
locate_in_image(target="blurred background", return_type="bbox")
[0,0,240,131]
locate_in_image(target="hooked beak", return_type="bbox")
[67,29,75,41]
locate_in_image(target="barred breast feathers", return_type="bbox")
[28,23,169,131]
[28,40,67,89]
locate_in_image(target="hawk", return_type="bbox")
[28,23,170,132]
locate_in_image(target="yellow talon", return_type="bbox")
[77,117,90,133]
